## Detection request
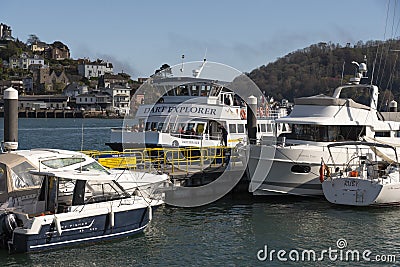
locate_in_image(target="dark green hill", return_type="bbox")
[248,40,400,108]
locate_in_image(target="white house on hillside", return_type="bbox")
[9,53,45,70]
[104,84,132,115]
[78,60,113,79]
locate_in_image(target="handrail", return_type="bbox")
[82,146,237,176]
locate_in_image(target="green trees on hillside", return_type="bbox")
[248,40,400,109]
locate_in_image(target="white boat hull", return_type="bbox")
[322,178,400,206]
[248,144,343,196]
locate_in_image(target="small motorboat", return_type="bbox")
[0,169,152,253]
[321,141,400,206]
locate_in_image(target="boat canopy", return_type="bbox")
[0,153,41,203]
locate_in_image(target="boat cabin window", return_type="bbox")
[41,158,86,169]
[145,122,158,131]
[84,179,129,204]
[196,123,205,134]
[190,85,200,96]
[163,123,175,133]
[267,124,273,133]
[55,177,130,209]
[375,131,390,137]
[176,85,189,96]
[186,123,196,134]
[77,161,110,174]
[11,161,42,189]
[229,124,237,133]
[260,124,266,132]
[201,85,212,96]
[291,165,311,173]
[282,124,365,142]
[157,122,164,131]
[237,124,245,133]
[210,85,221,96]
[166,88,175,96]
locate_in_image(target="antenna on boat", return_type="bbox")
[193,49,207,78]
[350,57,368,85]
[180,54,185,72]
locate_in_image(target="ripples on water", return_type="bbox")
[1,119,400,266]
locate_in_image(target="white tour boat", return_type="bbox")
[107,65,288,151]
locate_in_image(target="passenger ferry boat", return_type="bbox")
[107,77,288,151]
[246,59,400,196]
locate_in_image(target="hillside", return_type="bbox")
[248,39,400,108]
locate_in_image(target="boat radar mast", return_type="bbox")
[350,56,368,85]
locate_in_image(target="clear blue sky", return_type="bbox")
[1,0,398,78]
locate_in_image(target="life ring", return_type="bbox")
[319,162,330,183]
[240,109,246,120]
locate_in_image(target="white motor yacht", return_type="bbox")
[247,59,400,196]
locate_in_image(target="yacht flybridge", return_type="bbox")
[247,59,400,196]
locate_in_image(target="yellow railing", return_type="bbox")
[82,146,238,176]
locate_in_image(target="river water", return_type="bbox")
[0,118,400,266]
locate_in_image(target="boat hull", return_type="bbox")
[9,207,150,253]
[247,145,333,196]
[322,178,400,206]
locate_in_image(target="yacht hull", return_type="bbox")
[322,178,400,206]
[8,207,150,253]
[247,144,354,196]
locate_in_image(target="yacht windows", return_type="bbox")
[284,124,365,142]
[237,124,245,133]
[84,179,129,203]
[41,158,86,169]
[267,124,273,133]
[229,124,237,133]
[291,165,311,173]
[375,131,390,137]
[77,161,110,174]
